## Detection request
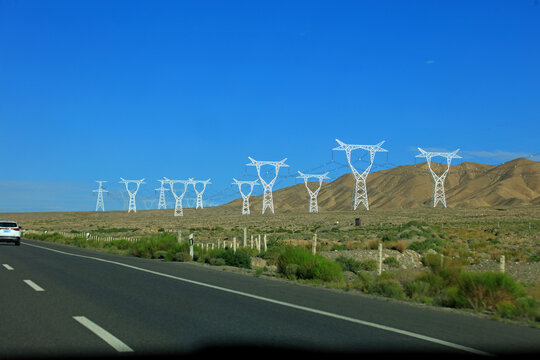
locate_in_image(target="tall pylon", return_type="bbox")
[297,172,329,213]
[416,148,461,208]
[232,178,259,215]
[155,180,169,209]
[191,179,211,209]
[93,181,108,211]
[333,139,387,210]
[119,178,145,213]
[164,177,192,216]
[247,157,288,214]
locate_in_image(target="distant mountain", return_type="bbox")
[222,158,540,211]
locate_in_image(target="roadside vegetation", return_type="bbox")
[23,216,539,327]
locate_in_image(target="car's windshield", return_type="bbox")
[0,222,18,228]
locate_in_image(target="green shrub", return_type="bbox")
[361,259,377,271]
[206,248,252,269]
[456,272,527,311]
[383,257,400,268]
[336,256,363,274]
[352,271,374,292]
[277,246,343,282]
[373,278,406,300]
[408,238,447,254]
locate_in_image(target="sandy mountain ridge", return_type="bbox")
[222,158,540,211]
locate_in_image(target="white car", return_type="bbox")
[0,221,21,246]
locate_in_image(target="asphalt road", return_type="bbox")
[1,238,539,358]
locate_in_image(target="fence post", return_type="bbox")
[257,235,261,253]
[250,235,254,248]
[500,255,505,273]
[177,231,182,243]
[312,233,317,255]
[263,234,267,252]
[233,237,237,253]
[189,234,194,259]
[378,243,383,275]
[244,227,247,247]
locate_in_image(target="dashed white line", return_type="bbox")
[73,316,133,352]
[2,264,14,270]
[23,279,45,291]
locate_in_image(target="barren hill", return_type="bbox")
[223,158,540,212]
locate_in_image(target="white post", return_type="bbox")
[251,235,254,248]
[177,231,182,243]
[264,234,267,252]
[233,237,237,253]
[500,255,505,273]
[378,243,383,275]
[312,233,317,255]
[257,235,261,253]
[189,234,194,259]
[244,227,247,247]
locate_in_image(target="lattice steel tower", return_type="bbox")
[232,178,259,215]
[191,179,211,209]
[416,148,461,208]
[155,180,169,209]
[247,157,289,214]
[164,177,192,216]
[297,172,329,213]
[93,181,108,211]
[333,139,387,210]
[119,178,145,213]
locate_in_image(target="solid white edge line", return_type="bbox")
[73,316,133,352]
[24,242,492,356]
[23,279,45,291]
[3,264,14,270]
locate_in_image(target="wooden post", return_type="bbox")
[233,237,237,253]
[500,255,505,273]
[257,235,261,253]
[312,233,317,255]
[263,234,267,252]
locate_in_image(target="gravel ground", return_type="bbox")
[318,249,540,284]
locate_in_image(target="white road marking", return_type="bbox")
[73,316,133,352]
[24,242,492,356]
[2,264,14,270]
[23,279,45,291]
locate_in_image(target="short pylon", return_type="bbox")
[232,178,259,215]
[246,157,288,214]
[119,178,145,213]
[93,181,108,211]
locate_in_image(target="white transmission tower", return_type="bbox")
[333,139,387,211]
[297,172,329,213]
[247,157,289,214]
[191,179,211,209]
[155,180,169,209]
[164,177,192,216]
[93,181,108,211]
[232,178,259,215]
[416,148,461,208]
[119,178,145,213]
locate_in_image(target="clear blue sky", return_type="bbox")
[1,0,539,212]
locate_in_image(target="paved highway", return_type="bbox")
[1,238,538,358]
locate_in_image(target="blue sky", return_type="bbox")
[1,0,539,212]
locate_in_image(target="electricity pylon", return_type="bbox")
[247,157,289,214]
[155,180,169,209]
[297,172,329,213]
[333,139,387,210]
[191,179,211,209]
[416,148,461,208]
[232,178,259,215]
[93,181,108,211]
[164,177,192,216]
[119,178,145,213]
